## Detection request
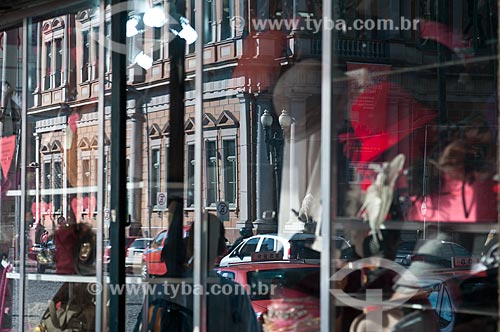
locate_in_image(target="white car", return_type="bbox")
[125,237,152,274]
[218,233,324,267]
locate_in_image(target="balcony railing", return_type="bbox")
[335,39,388,58]
[291,35,389,59]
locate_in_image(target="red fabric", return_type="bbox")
[68,112,79,134]
[420,20,471,55]
[340,82,437,162]
[54,225,77,274]
[408,175,497,223]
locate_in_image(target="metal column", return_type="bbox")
[109,0,127,331]
[194,1,207,331]
[96,0,106,330]
[18,18,30,332]
[321,0,333,330]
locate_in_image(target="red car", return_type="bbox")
[141,227,190,278]
[217,261,320,325]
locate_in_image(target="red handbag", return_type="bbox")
[54,224,78,275]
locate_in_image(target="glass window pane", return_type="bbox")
[151,148,161,207]
[206,140,218,207]
[223,139,237,205]
[186,144,195,207]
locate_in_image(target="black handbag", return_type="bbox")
[133,299,193,332]
[74,223,96,276]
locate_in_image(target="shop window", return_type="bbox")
[205,140,218,207]
[222,139,237,206]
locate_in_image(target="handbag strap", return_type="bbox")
[148,302,162,331]
[48,295,81,330]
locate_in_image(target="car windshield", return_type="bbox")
[246,267,319,300]
[130,239,150,249]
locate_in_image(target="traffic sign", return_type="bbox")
[216,201,229,221]
[157,192,167,211]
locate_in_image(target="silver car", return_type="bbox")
[125,237,152,274]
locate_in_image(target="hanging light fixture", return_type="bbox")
[126,17,140,37]
[143,6,167,27]
[170,17,198,45]
[134,51,153,70]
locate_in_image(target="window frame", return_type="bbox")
[220,0,234,40]
[150,141,162,211]
[204,137,219,208]
[221,128,237,209]
[185,141,196,209]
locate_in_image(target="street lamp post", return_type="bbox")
[260,109,292,226]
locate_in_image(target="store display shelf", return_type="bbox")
[333,218,497,234]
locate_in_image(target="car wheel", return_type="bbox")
[141,263,149,280]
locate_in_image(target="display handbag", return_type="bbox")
[133,299,193,332]
[54,224,78,275]
[74,223,96,276]
[34,283,95,332]
[54,222,96,275]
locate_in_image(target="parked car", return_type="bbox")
[103,236,139,265]
[390,266,500,332]
[219,233,351,267]
[395,240,477,269]
[125,237,152,274]
[217,261,320,326]
[142,227,190,278]
[405,277,458,332]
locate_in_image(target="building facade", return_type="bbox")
[0,0,498,331]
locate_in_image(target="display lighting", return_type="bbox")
[134,51,153,70]
[143,6,167,27]
[170,17,198,45]
[126,17,140,37]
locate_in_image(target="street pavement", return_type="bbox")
[9,273,144,331]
